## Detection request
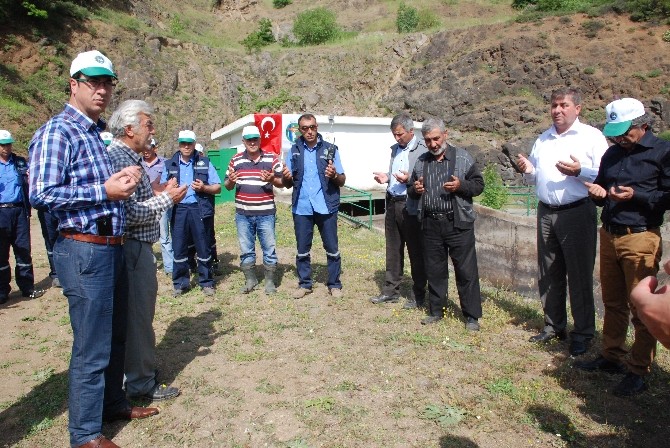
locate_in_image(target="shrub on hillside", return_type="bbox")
[293,7,340,45]
[273,0,292,8]
[417,9,441,30]
[480,164,509,210]
[397,3,419,32]
[241,18,275,53]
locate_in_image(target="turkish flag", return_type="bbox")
[254,113,282,155]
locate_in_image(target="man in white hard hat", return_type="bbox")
[225,125,283,294]
[161,130,221,296]
[578,98,670,397]
[29,50,158,448]
[0,129,44,304]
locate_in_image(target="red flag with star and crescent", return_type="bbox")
[254,113,282,155]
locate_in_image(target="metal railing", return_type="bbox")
[506,186,537,216]
[338,185,373,229]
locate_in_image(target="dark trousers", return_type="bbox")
[537,200,596,341]
[293,212,342,290]
[422,215,482,319]
[0,207,34,296]
[382,198,426,301]
[203,215,219,265]
[37,209,59,279]
[171,204,213,289]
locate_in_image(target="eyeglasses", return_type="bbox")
[74,77,117,89]
[299,125,318,132]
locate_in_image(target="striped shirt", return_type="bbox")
[422,153,453,214]
[108,140,173,243]
[28,103,125,236]
[226,149,281,216]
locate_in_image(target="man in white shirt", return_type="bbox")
[517,87,609,356]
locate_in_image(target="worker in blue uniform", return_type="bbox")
[161,130,221,296]
[0,129,44,304]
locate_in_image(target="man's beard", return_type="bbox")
[430,142,447,156]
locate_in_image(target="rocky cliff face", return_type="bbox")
[1,4,668,179]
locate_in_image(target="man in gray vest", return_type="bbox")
[370,114,428,309]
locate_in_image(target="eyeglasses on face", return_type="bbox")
[299,125,318,132]
[74,77,117,89]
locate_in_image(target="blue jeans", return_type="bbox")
[54,236,129,447]
[293,212,342,289]
[159,208,173,274]
[235,213,278,266]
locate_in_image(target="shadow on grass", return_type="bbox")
[0,369,68,447]
[104,309,229,438]
[483,288,544,332]
[439,434,479,447]
[526,405,620,447]
[154,309,226,386]
[545,360,670,447]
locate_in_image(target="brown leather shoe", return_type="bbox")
[103,406,159,422]
[76,435,120,448]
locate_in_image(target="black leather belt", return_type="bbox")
[386,193,407,202]
[0,202,22,208]
[425,211,454,220]
[603,223,658,236]
[539,197,589,211]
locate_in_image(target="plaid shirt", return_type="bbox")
[29,103,125,236]
[107,139,173,243]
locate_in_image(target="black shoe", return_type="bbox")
[402,298,417,309]
[613,372,648,397]
[574,355,627,374]
[465,317,480,332]
[421,315,443,325]
[0,296,7,305]
[130,383,181,401]
[569,339,590,356]
[528,329,567,343]
[172,287,190,297]
[22,289,45,299]
[370,294,399,304]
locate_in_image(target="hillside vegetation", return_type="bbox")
[0,0,668,173]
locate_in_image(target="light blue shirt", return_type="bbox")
[286,138,344,215]
[160,156,221,204]
[387,135,415,197]
[0,158,22,203]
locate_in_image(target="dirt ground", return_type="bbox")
[1,203,669,448]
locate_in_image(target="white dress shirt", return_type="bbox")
[524,118,609,206]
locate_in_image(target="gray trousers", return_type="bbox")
[382,197,427,300]
[537,200,596,341]
[123,238,159,396]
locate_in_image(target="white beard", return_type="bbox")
[430,142,447,157]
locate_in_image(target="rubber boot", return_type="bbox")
[240,264,258,293]
[264,263,277,294]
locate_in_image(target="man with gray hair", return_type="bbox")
[108,100,187,401]
[370,114,427,309]
[407,117,484,329]
[578,98,670,396]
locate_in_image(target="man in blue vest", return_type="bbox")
[281,114,346,298]
[161,130,221,296]
[0,129,45,304]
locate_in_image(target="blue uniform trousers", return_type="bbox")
[0,206,34,297]
[171,203,213,289]
[293,212,342,290]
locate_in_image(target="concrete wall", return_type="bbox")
[474,204,670,302]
